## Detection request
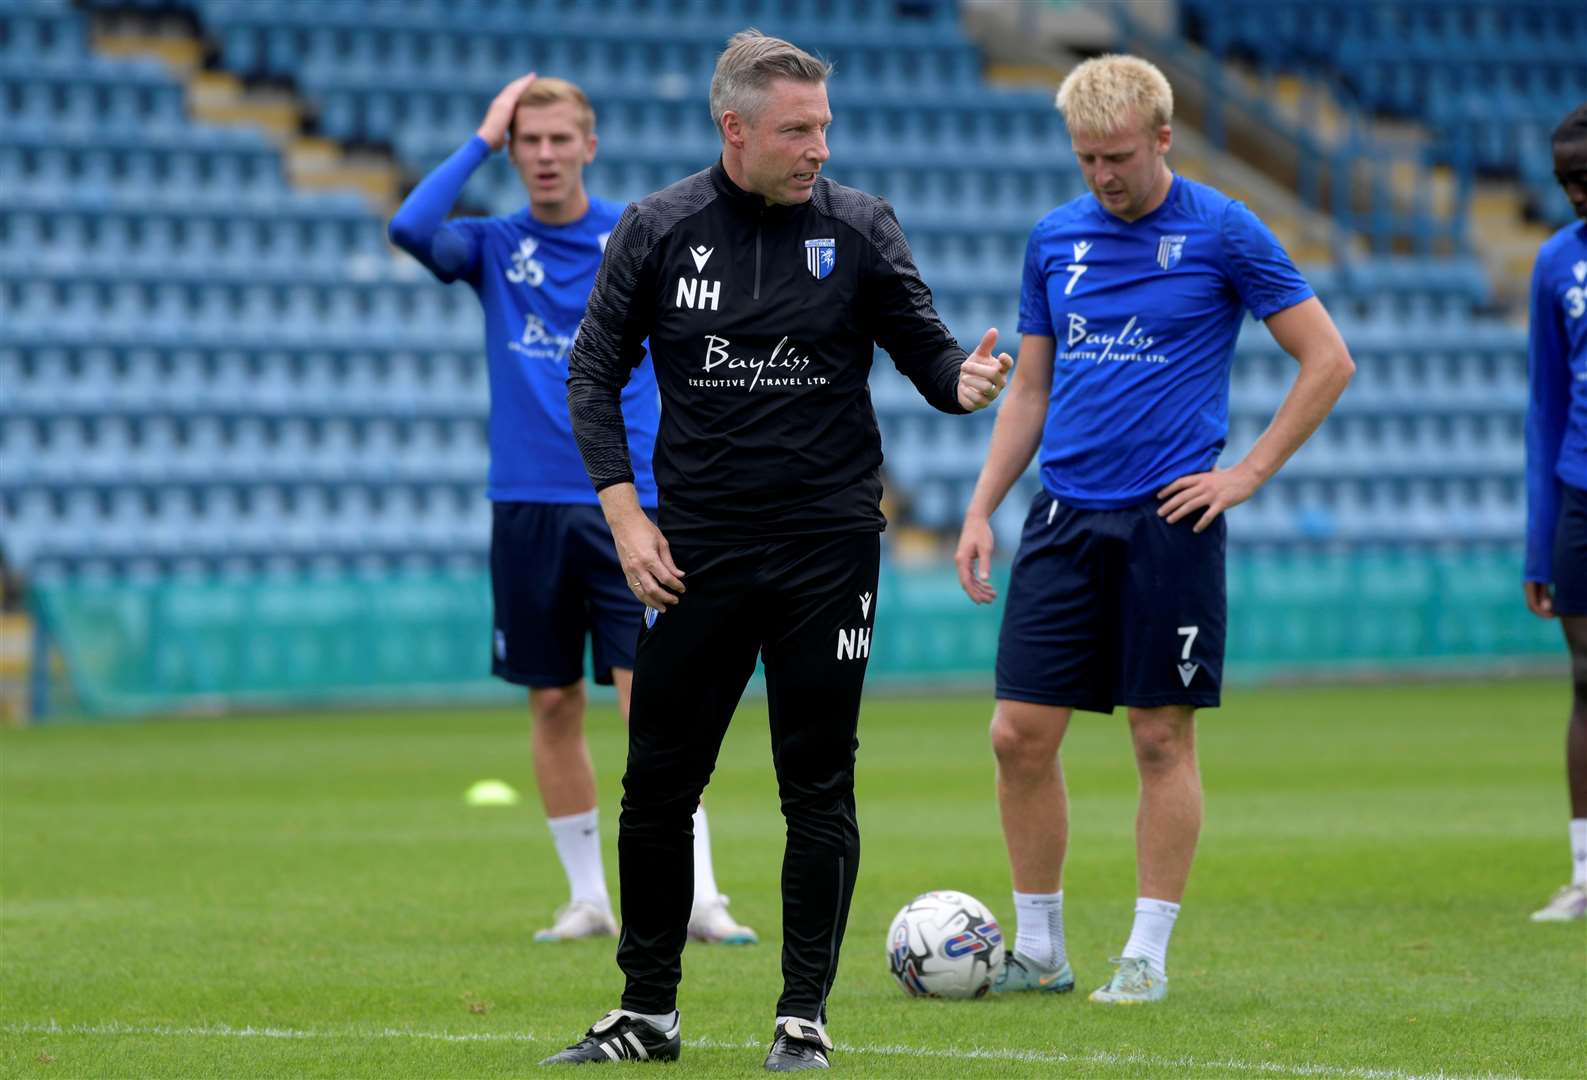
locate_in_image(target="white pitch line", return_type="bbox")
[0,1020,1517,1080]
[2,1021,540,1046]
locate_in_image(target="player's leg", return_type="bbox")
[581,507,756,945]
[1130,705,1202,904]
[1564,614,1587,899]
[530,680,617,941]
[1085,705,1200,1005]
[613,543,761,1019]
[1119,702,1201,979]
[990,492,1110,993]
[989,700,1076,992]
[757,531,878,1066]
[1533,482,1587,921]
[490,502,615,942]
[612,666,633,723]
[1092,506,1224,1003]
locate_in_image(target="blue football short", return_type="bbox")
[1554,483,1587,617]
[995,490,1226,714]
[489,501,650,688]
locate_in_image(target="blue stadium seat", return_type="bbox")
[0,0,1545,573]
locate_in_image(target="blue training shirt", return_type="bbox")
[1018,175,1313,509]
[389,136,659,506]
[1525,219,1587,583]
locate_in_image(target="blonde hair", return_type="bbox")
[710,29,832,139]
[511,76,596,137]
[1055,54,1173,136]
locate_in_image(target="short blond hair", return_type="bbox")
[710,29,831,139]
[511,76,596,137]
[1055,54,1173,137]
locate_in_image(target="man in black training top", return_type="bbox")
[541,28,1011,1074]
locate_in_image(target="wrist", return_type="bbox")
[1234,456,1271,487]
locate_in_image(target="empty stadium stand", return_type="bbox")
[1178,0,1587,226]
[0,0,1567,716]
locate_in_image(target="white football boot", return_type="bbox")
[687,893,758,944]
[1530,882,1587,922]
[533,900,618,943]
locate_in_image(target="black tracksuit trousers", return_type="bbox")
[615,531,880,1022]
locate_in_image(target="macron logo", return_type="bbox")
[1072,240,1093,262]
[1177,662,1199,687]
[690,245,714,273]
[1574,260,1586,284]
[860,592,873,619]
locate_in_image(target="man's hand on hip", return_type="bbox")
[1156,463,1262,532]
[958,328,1013,412]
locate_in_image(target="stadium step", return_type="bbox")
[85,6,401,214]
[0,611,32,729]
[968,26,1346,268]
[1467,182,1557,312]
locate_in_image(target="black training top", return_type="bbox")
[567,160,968,544]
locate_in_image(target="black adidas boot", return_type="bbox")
[540,1010,680,1065]
[763,1018,832,1071]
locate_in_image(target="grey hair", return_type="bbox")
[709,29,832,140]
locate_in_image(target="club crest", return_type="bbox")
[805,238,836,280]
[1156,235,1186,271]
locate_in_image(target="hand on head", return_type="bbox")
[478,72,538,151]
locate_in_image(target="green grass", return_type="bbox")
[2,681,1584,1078]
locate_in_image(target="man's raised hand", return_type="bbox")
[477,73,538,151]
[958,328,1013,412]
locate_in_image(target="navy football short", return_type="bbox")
[489,501,650,688]
[996,491,1226,714]
[1554,482,1587,617]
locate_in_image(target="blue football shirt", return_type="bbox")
[392,137,658,505]
[1018,175,1313,508]
[1525,219,1587,582]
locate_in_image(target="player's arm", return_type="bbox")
[865,203,1008,414]
[955,334,1054,603]
[387,73,536,282]
[1524,248,1570,617]
[567,206,683,608]
[1159,296,1354,531]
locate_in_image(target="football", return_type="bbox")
[886,890,1005,999]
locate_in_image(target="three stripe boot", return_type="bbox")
[539,1010,681,1065]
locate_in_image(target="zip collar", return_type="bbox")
[710,158,808,221]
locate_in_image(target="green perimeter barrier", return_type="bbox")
[28,550,1566,720]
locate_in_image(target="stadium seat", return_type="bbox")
[0,0,1544,575]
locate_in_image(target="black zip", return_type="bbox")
[753,209,764,300]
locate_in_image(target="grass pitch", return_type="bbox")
[2,680,1584,1078]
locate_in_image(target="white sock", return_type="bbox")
[1012,890,1066,968]
[618,1009,678,1034]
[775,1015,828,1043]
[692,804,720,907]
[1121,897,1180,976]
[1571,819,1587,886]
[546,808,609,910]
